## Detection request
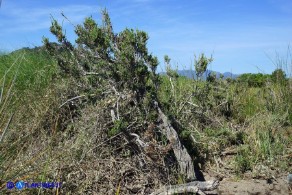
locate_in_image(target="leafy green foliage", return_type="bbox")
[235,146,252,174]
[194,53,213,79]
[165,55,179,79]
[43,10,158,99]
[108,119,128,137]
[0,8,291,194]
[271,68,287,84]
[237,73,270,87]
[206,72,217,83]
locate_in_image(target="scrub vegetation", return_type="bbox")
[0,9,291,194]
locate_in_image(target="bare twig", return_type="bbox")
[130,133,148,148]
[151,180,219,195]
[83,72,100,76]
[214,156,220,173]
[177,94,194,114]
[187,101,200,108]
[190,134,202,144]
[110,109,116,122]
[214,100,228,108]
[59,95,86,108]
[116,96,120,120]
[61,12,76,28]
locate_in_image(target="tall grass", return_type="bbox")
[0,48,59,193]
[158,54,292,177]
[0,45,291,193]
[0,48,57,96]
[0,54,24,143]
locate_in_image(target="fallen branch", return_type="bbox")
[59,95,86,108]
[151,180,219,195]
[154,102,220,194]
[130,133,148,148]
[155,102,196,181]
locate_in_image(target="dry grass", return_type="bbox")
[0,46,292,194]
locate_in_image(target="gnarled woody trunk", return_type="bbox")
[156,103,196,181]
[154,103,220,194]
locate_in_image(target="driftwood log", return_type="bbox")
[156,105,196,181]
[153,102,219,194]
[129,101,219,194]
[151,180,219,195]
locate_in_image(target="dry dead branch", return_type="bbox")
[151,180,219,195]
[156,103,196,181]
[152,102,220,194]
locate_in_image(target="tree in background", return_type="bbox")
[271,68,287,85]
[237,73,271,87]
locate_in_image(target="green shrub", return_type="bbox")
[108,119,128,137]
[194,53,213,80]
[43,10,159,99]
[235,146,252,174]
[271,68,287,85]
[237,73,270,87]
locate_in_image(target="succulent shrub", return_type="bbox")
[43,9,159,102]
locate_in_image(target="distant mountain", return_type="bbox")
[159,69,239,80]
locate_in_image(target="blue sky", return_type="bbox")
[0,0,292,74]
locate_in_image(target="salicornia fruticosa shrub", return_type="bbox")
[41,11,191,190]
[43,10,158,99]
[42,9,162,140]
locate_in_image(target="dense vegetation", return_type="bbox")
[0,9,291,194]
[236,69,287,87]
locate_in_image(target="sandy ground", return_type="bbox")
[217,176,291,195]
[202,173,291,195]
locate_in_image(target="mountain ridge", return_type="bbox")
[159,69,240,79]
